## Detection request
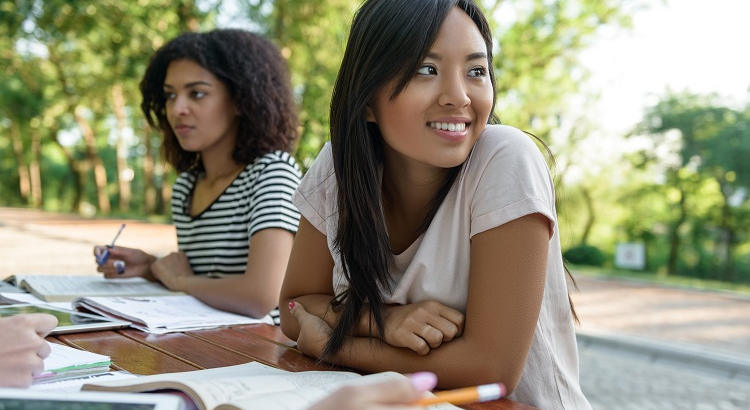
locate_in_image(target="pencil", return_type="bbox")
[416,383,506,406]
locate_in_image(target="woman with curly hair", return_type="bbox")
[93,29,301,324]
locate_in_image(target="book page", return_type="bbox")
[83,362,362,410]
[0,292,73,310]
[181,370,364,408]
[43,343,110,373]
[220,372,404,410]
[74,295,272,330]
[18,275,178,302]
[31,371,137,393]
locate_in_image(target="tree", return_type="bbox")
[486,0,635,139]
[639,94,750,280]
[3,0,218,214]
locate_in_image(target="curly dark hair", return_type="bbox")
[140,29,298,172]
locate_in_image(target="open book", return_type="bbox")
[35,343,111,384]
[73,294,272,333]
[3,275,180,302]
[82,361,457,410]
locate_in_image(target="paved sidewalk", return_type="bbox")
[1,206,749,408]
[570,273,750,358]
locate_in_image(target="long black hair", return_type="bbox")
[324,0,497,358]
[140,29,297,172]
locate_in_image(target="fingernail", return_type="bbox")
[288,301,296,310]
[114,260,126,274]
[409,372,437,392]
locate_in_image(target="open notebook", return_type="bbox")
[3,274,180,302]
[83,361,458,410]
[73,294,272,333]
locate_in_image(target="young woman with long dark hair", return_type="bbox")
[94,29,301,324]
[280,0,590,407]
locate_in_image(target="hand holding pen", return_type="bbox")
[95,223,126,269]
[93,225,158,280]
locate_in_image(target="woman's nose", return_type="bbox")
[438,74,471,107]
[171,95,190,116]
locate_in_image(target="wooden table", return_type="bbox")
[49,324,535,409]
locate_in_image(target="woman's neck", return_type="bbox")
[381,151,450,253]
[381,146,450,213]
[199,145,243,184]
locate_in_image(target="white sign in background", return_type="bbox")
[614,243,646,270]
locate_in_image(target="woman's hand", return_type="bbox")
[0,313,58,388]
[307,372,437,410]
[150,251,195,291]
[288,301,332,358]
[381,301,464,355]
[94,245,156,280]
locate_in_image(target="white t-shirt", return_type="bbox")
[293,124,591,409]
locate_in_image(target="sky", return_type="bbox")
[579,0,750,136]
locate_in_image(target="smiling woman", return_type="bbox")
[278,0,592,408]
[92,29,301,325]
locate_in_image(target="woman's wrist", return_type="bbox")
[170,273,196,292]
[140,254,158,281]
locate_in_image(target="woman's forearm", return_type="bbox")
[327,335,522,391]
[179,275,277,318]
[280,295,386,341]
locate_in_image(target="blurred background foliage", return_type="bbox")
[1,0,749,283]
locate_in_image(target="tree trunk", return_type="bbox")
[158,163,171,215]
[142,122,157,214]
[48,126,84,211]
[29,128,43,208]
[177,0,199,32]
[112,83,131,212]
[274,0,286,42]
[73,107,110,214]
[666,187,686,276]
[579,186,595,245]
[10,122,31,203]
[718,197,736,282]
[47,45,85,211]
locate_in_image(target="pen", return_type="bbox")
[96,223,126,266]
[416,383,505,406]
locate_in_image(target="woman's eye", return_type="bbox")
[192,90,206,99]
[163,92,176,100]
[416,65,437,75]
[468,66,487,78]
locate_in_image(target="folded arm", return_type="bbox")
[281,213,550,391]
[154,228,294,318]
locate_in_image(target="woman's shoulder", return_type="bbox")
[172,170,196,194]
[236,151,302,183]
[248,150,301,171]
[297,142,336,192]
[475,124,541,155]
[466,124,548,172]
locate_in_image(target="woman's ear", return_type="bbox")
[365,105,376,123]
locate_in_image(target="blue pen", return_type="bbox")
[96,223,126,266]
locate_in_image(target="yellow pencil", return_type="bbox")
[416,383,506,406]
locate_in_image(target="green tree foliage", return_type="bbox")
[630,94,750,281]
[238,0,354,168]
[486,0,634,140]
[0,0,217,214]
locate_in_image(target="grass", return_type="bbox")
[569,264,750,296]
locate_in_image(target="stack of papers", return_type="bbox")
[34,343,111,384]
[73,295,273,334]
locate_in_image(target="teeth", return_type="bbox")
[430,122,466,132]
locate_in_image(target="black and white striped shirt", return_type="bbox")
[171,151,301,324]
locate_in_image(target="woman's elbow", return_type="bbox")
[454,347,525,393]
[279,312,298,341]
